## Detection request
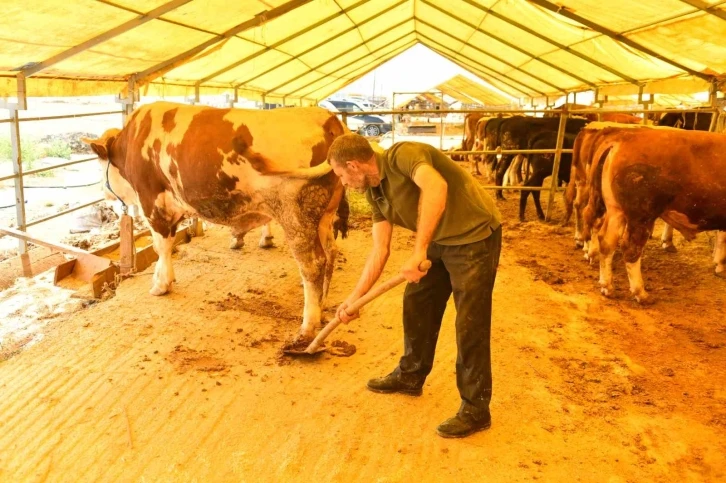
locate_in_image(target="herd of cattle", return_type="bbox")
[450,107,725,303]
[81,101,724,340]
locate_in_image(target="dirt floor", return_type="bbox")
[0,178,724,482]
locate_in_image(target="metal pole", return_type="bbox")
[391,92,396,145]
[708,80,720,132]
[439,90,444,150]
[9,106,27,254]
[545,109,568,221]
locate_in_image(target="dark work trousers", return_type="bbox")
[393,226,502,420]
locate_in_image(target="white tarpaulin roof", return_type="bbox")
[1,0,725,104]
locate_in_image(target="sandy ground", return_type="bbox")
[0,181,724,482]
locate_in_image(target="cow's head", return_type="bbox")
[82,129,139,207]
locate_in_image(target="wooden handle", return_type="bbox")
[304,259,432,353]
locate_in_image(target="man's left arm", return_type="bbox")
[401,164,448,283]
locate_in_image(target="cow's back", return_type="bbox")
[118,102,345,223]
[605,129,726,232]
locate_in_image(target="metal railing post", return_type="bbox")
[439,90,445,150]
[9,106,27,254]
[391,92,396,145]
[545,109,568,221]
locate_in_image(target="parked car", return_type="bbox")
[321,99,392,137]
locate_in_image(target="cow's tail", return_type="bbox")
[258,161,334,179]
[590,144,614,222]
[562,134,583,225]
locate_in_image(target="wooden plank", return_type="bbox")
[54,259,76,285]
[92,265,121,299]
[92,228,151,257]
[0,226,92,258]
[119,215,135,275]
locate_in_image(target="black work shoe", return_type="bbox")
[366,373,423,396]
[436,414,491,438]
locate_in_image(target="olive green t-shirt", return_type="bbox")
[365,141,501,246]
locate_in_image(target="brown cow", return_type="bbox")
[563,122,673,251]
[83,102,348,340]
[448,112,484,162]
[584,128,726,302]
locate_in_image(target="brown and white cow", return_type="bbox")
[84,102,348,340]
[563,122,675,251]
[583,128,726,303]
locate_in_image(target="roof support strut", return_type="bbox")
[528,0,713,81]
[678,0,726,22]
[415,17,568,93]
[459,0,638,84]
[265,18,413,95]
[417,32,542,96]
[19,0,193,77]
[133,0,313,86]
[234,0,408,88]
[291,32,417,98]
[195,0,370,85]
[420,0,596,88]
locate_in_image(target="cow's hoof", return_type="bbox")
[150,283,170,296]
[634,292,653,305]
[575,240,584,248]
[229,238,245,250]
[600,286,614,298]
[259,236,274,249]
[662,243,677,253]
[715,268,726,279]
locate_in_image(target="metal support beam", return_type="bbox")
[237,0,408,89]
[308,41,418,102]
[417,33,543,95]
[421,0,598,88]
[134,0,313,85]
[527,0,713,81]
[415,17,568,93]
[196,0,369,85]
[296,37,417,99]
[266,18,412,95]
[678,0,726,22]
[20,0,192,77]
[545,109,568,221]
[421,44,529,99]
[459,0,638,84]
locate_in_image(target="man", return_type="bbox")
[328,134,502,438]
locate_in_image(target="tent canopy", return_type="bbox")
[1,0,725,104]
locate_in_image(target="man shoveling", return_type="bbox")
[328,134,502,438]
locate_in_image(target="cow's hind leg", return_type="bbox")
[715,231,726,278]
[150,227,178,296]
[279,184,341,341]
[229,213,272,250]
[597,211,625,297]
[622,220,655,304]
[258,223,274,249]
[660,223,676,253]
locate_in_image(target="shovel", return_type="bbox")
[283,260,432,356]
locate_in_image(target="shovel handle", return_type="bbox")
[304,260,432,353]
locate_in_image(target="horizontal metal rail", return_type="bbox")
[25,197,105,227]
[0,156,98,182]
[452,149,574,155]
[18,110,122,122]
[480,185,566,192]
[0,118,10,124]
[345,107,720,116]
[23,156,99,176]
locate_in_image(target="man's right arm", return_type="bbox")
[337,219,393,323]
